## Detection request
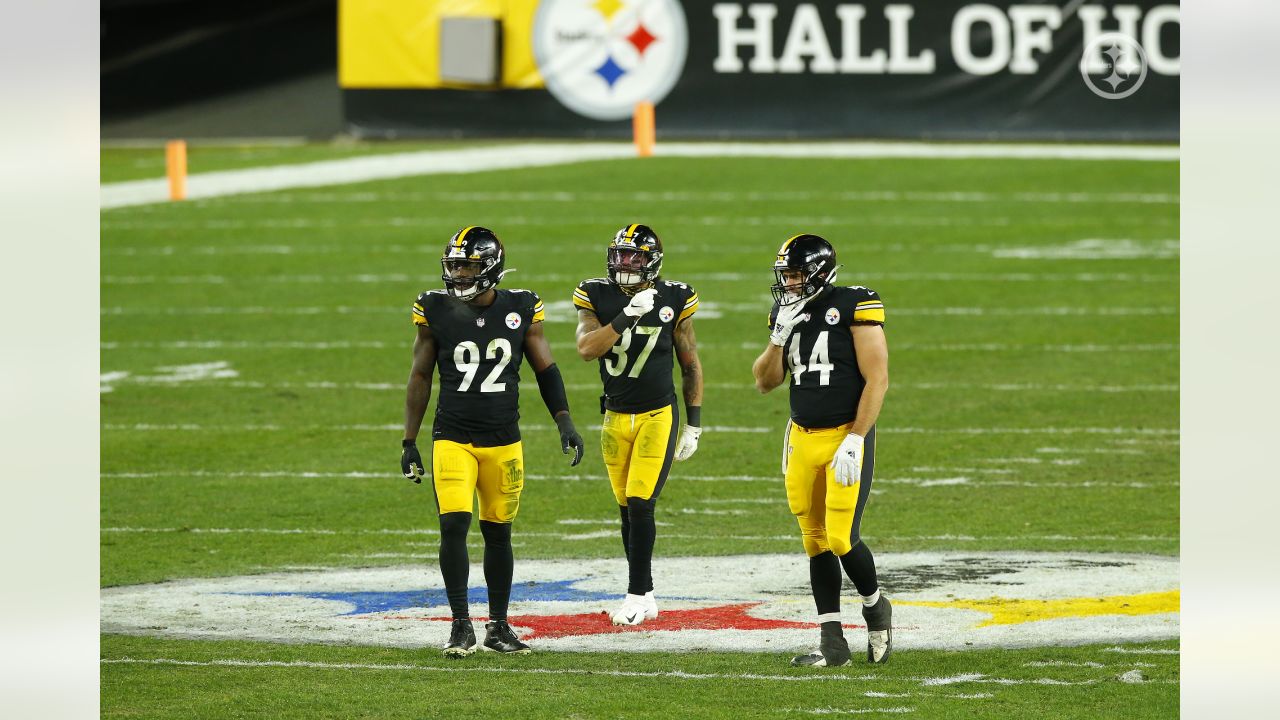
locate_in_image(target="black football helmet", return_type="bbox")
[771,234,838,306]
[441,226,505,301]
[607,224,663,288]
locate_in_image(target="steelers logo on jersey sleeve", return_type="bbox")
[825,307,841,325]
[505,312,522,329]
[658,306,675,323]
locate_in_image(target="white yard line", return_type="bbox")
[101,142,1179,209]
[99,271,1176,284]
[101,657,1171,687]
[93,375,1177,395]
[99,340,1178,353]
[98,527,1176,543]
[100,305,1177,318]
[100,424,1179,436]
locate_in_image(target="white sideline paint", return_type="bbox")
[1104,646,1179,655]
[204,189,1178,206]
[100,142,1179,209]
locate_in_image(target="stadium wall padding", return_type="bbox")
[341,0,1179,141]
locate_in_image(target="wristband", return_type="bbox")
[402,438,417,447]
[685,406,701,428]
[610,313,634,334]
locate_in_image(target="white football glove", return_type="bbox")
[673,424,702,461]
[623,288,658,318]
[831,433,865,487]
[769,302,806,347]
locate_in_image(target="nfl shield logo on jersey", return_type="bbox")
[476,318,486,327]
[825,308,840,325]
[505,312,522,329]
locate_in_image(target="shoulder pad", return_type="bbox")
[845,285,885,324]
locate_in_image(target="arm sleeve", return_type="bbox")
[535,363,570,417]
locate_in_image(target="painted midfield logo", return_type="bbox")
[100,553,1178,653]
[533,0,689,121]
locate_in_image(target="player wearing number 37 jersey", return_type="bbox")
[401,226,585,658]
[573,224,704,628]
[751,233,893,668]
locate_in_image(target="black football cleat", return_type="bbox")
[790,625,852,667]
[483,621,532,655]
[862,596,893,664]
[442,618,476,658]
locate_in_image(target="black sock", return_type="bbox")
[438,512,472,619]
[618,504,631,562]
[626,497,656,595]
[810,551,843,616]
[838,540,879,597]
[479,520,513,623]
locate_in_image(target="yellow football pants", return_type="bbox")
[783,421,876,557]
[601,404,678,505]
[431,439,524,523]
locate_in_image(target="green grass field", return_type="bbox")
[101,145,1179,718]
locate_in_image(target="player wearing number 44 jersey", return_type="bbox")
[573,224,704,627]
[751,233,893,667]
[401,226,585,658]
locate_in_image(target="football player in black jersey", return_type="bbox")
[401,226,586,657]
[572,224,703,626]
[751,234,893,667]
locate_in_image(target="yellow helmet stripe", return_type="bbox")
[455,226,475,248]
[780,234,804,253]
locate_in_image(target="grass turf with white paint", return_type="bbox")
[101,145,1178,718]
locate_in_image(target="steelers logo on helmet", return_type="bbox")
[771,233,839,307]
[441,226,506,302]
[607,223,664,290]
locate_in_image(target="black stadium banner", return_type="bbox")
[342,1,1179,141]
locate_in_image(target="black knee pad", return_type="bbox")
[439,512,471,542]
[479,520,512,548]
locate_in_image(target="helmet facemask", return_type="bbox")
[771,260,839,306]
[607,247,661,289]
[441,256,502,302]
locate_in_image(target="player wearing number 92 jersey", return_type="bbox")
[401,226,585,658]
[573,224,704,628]
[752,233,894,668]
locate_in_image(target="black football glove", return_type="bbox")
[401,439,425,483]
[554,414,584,467]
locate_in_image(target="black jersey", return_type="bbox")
[768,285,885,429]
[412,288,546,446]
[572,278,699,414]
